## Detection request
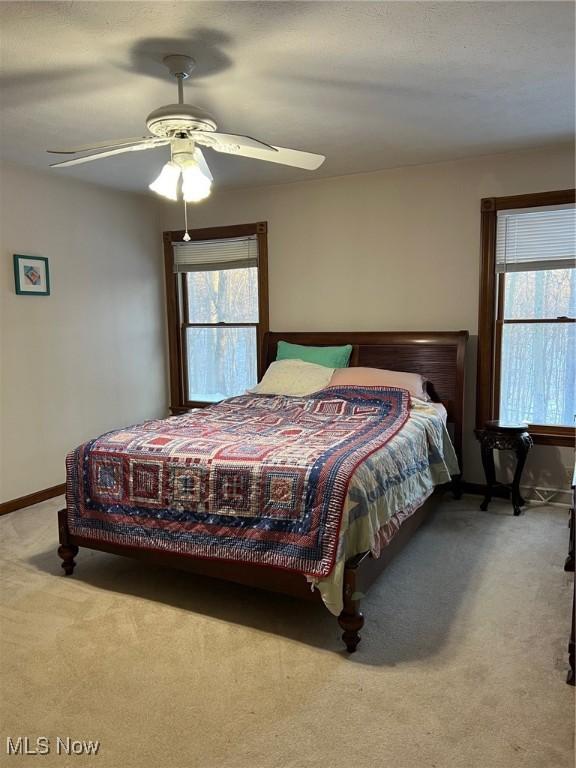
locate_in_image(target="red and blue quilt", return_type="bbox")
[66,386,410,578]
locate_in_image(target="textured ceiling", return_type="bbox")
[0,1,574,194]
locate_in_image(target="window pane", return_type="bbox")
[186,267,258,323]
[186,327,257,402]
[499,323,576,426]
[503,269,576,320]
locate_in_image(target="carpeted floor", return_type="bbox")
[0,495,573,768]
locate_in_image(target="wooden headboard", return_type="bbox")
[263,331,468,468]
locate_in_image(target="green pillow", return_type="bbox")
[276,340,352,369]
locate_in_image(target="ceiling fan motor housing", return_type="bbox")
[146,104,218,138]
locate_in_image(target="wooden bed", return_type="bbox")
[58,330,468,652]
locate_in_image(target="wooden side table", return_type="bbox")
[474,420,533,516]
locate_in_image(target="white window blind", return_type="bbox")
[496,204,576,273]
[173,235,258,273]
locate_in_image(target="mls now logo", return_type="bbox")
[6,738,50,756]
[6,736,100,756]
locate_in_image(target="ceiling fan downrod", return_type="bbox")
[162,54,196,105]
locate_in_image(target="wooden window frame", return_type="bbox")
[163,222,269,414]
[477,189,576,446]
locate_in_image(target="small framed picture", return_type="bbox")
[13,254,50,296]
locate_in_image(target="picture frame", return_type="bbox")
[13,254,50,296]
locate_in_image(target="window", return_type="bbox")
[164,223,269,411]
[477,190,575,445]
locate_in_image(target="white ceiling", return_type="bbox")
[0,1,574,194]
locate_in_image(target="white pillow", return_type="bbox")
[249,359,335,397]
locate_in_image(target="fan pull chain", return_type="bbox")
[183,199,191,241]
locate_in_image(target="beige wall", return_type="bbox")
[162,144,575,492]
[0,163,167,502]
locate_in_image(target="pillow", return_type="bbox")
[249,359,335,397]
[276,340,353,368]
[329,367,431,401]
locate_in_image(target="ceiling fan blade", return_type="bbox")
[49,140,169,168]
[47,137,157,155]
[209,142,325,171]
[194,132,277,153]
[194,147,213,181]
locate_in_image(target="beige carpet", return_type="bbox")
[0,495,573,768]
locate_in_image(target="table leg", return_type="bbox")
[568,585,575,686]
[480,444,495,511]
[511,441,529,516]
[564,507,575,572]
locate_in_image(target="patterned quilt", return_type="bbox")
[66,386,410,579]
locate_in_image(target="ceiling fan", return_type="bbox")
[48,54,326,207]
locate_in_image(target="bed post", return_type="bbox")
[57,508,78,576]
[338,563,364,653]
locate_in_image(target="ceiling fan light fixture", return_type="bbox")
[149,160,180,200]
[171,144,213,203]
[181,162,212,203]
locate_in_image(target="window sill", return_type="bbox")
[528,426,575,447]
